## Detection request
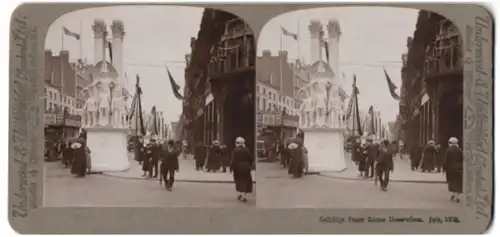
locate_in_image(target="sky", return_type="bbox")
[45,6,204,124]
[257,6,419,122]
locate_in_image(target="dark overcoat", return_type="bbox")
[444,146,463,193]
[231,146,254,193]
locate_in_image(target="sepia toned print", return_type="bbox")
[42,6,256,207]
[9,3,492,234]
[256,7,465,209]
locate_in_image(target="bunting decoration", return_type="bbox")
[136,74,146,136]
[368,105,376,136]
[344,74,360,121]
[166,66,184,100]
[63,27,80,40]
[281,26,298,40]
[383,68,400,100]
[151,106,158,136]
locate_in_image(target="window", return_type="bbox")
[268,92,271,99]
[49,92,52,99]
[49,103,52,111]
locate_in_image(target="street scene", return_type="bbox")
[256,8,463,208]
[43,6,256,207]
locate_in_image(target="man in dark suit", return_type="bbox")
[364,139,378,178]
[375,140,394,191]
[149,139,161,178]
[160,140,180,191]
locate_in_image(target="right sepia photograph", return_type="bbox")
[256,7,463,209]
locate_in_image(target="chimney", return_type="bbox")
[190,37,196,50]
[278,50,288,61]
[406,37,413,49]
[60,50,69,63]
[262,50,271,57]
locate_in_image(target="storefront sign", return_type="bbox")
[262,113,275,126]
[44,113,63,126]
[283,115,299,128]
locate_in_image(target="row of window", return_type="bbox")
[44,87,75,107]
[256,84,296,108]
[256,95,299,115]
[44,98,74,114]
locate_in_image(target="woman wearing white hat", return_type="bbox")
[444,137,463,202]
[230,137,253,202]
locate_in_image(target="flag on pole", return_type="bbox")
[136,74,146,136]
[108,41,113,63]
[323,40,329,62]
[353,87,363,137]
[63,27,80,40]
[368,105,376,135]
[166,66,184,100]
[151,106,158,136]
[281,26,298,40]
[344,74,360,121]
[383,68,400,100]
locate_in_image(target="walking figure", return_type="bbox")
[230,137,254,202]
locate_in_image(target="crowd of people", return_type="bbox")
[265,131,310,179]
[134,137,254,201]
[351,137,463,202]
[44,130,92,178]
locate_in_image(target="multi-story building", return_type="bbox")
[182,9,255,154]
[44,50,82,142]
[44,50,78,114]
[400,11,463,149]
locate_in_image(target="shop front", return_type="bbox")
[44,112,82,148]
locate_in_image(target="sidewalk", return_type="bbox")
[320,154,447,184]
[103,154,256,184]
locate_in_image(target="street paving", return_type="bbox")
[44,161,255,207]
[321,153,446,183]
[256,155,458,209]
[104,154,255,183]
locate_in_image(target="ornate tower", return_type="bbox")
[111,20,126,95]
[308,20,322,64]
[327,19,341,84]
[92,19,107,64]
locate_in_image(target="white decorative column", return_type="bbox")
[111,20,125,95]
[308,20,322,64]
[327,19,341,84]
[92,19,106,64]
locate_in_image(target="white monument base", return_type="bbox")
[302,127,346,172]
[85,127,130,172]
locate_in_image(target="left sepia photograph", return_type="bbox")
[43,6,256,207]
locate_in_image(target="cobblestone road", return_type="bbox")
[44,162,255,207]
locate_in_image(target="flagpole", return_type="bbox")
[60,28,65,97]
[279,29,284,140]
[297,19,300,62]
[79,20,83,60]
